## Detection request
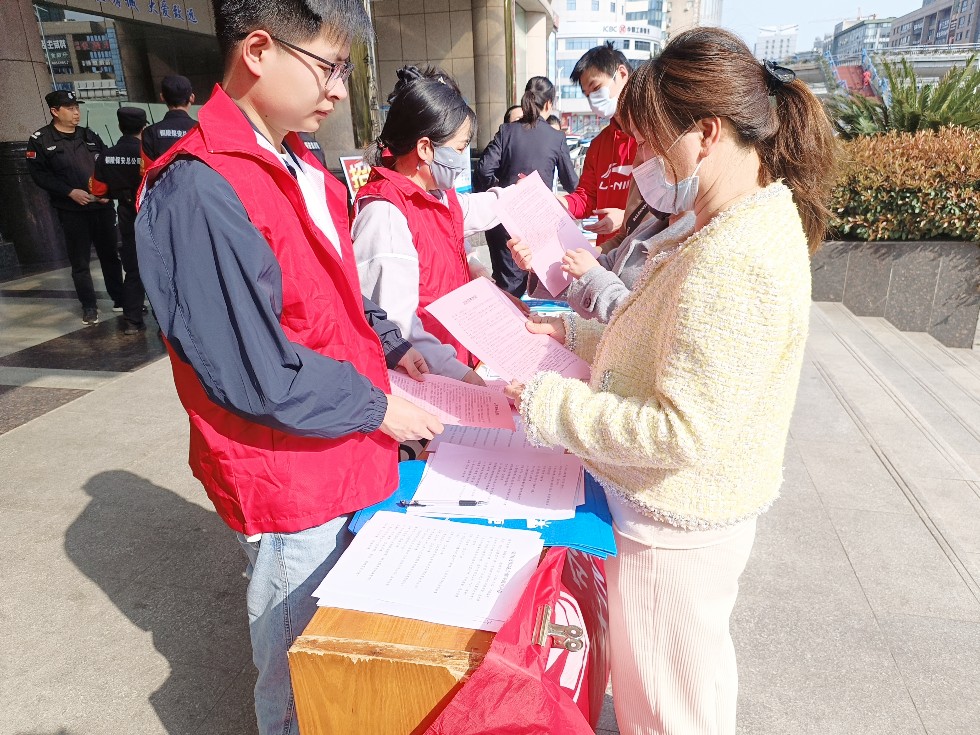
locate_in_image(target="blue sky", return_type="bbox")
[720,0,922,53]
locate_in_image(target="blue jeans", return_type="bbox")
[236,515,352,735]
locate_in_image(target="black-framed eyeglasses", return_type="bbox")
[269,35,355,88]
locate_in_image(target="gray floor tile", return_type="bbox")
[789,361,865,443]
[795,439,914,514]
[734,599,925,735]
[878,613,980,735]
[828,507,980,621]
[597,691,618,730]
[192,666,259,735]
[872,421,971,482]
[912,477,980,554]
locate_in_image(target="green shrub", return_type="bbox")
[825,54,980,139]
[830,127,980,242]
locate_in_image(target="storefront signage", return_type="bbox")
[600,24,651,35]
[95,0,200,23]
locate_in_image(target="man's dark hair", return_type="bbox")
[570,42,630,84]
[212,0,373,60]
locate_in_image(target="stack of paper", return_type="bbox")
[425,277,590,384]
[313,512,543,632]
[387,370,514,430]
[349,462,617,558]
[406,443,583,521]
[428,410,562,454]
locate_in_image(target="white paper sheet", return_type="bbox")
[428,411,563,454]
[408,443,583,520]
[387,371,515,430]
[494,171,594,295]
[425,278,591,383]
[312,512,543,632]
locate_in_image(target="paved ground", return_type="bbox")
[1,266,978,735]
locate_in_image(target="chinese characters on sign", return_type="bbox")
[96,0,200,23]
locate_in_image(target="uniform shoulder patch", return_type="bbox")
[47,146,57,151]
[31,131,41,139]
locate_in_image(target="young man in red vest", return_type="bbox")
[135,1,443,732]
[560,43,638,249]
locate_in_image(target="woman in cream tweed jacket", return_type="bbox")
[508,28,837,735]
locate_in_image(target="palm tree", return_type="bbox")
[825,53,980,138]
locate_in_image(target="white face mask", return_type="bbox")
[632,156,701,214]
[632,131,702,214]
[587,83,619,119]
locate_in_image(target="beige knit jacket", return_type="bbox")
[520,183,811,529]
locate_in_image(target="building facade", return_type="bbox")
[831,17,895,59]
[664,0,722,40]
[754,25,798,61]
[890,0,980,47]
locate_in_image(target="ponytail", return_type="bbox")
[761,80,839,253]
[518,76,556,127]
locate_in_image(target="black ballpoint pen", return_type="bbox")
[397,499,488,507]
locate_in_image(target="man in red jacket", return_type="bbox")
[560,43,638,249]
[135,1,443,733]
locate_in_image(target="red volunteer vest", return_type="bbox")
[355,166,474,366]
[138,86,397,535]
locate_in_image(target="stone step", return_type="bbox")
[814,303,980,464]
[806,303,980,587]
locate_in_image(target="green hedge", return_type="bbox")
[830,127,980,242]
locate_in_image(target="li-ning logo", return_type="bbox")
[598,163,632,192]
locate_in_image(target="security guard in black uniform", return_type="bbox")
[27,90,125,325]
[91,107,148,335]
[298,132,328,167]
[141,75,197,162]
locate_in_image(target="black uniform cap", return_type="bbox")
[46,90,84,108]
[117,106,148,130]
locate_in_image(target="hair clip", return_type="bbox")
[437,76,446,85]
[762,60,796,95]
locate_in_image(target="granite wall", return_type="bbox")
[812,241,980,348]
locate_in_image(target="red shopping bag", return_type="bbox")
[424,547,610,734]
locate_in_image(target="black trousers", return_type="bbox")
[56,207,124,310]
[117,204,145,326]
[485,223,527,298]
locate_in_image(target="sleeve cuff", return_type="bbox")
[519,371,565,448]
[384,339,412,369]
[360,387,388,433]
[561,313,578,354]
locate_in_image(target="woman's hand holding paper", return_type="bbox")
[504,380,526,409]
[525,314,566,345]
[561,248,601,279]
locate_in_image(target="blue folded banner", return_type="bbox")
[350,460,617,558]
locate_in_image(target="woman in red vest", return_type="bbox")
[353,66,511,386]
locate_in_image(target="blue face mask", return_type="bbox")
[427,145,469,190]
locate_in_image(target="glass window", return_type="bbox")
[635,40,651,51]
[592,0,599,10]
[622,39,630,49]
[568,0,576,10]
[611,2,616,11]
[561,84,584,98]
[565,38,599,50]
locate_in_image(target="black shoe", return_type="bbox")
[123,322,146,336]
[112,303,124,312]
[82,308,99,325]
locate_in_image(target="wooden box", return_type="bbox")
[288,606,496,735]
